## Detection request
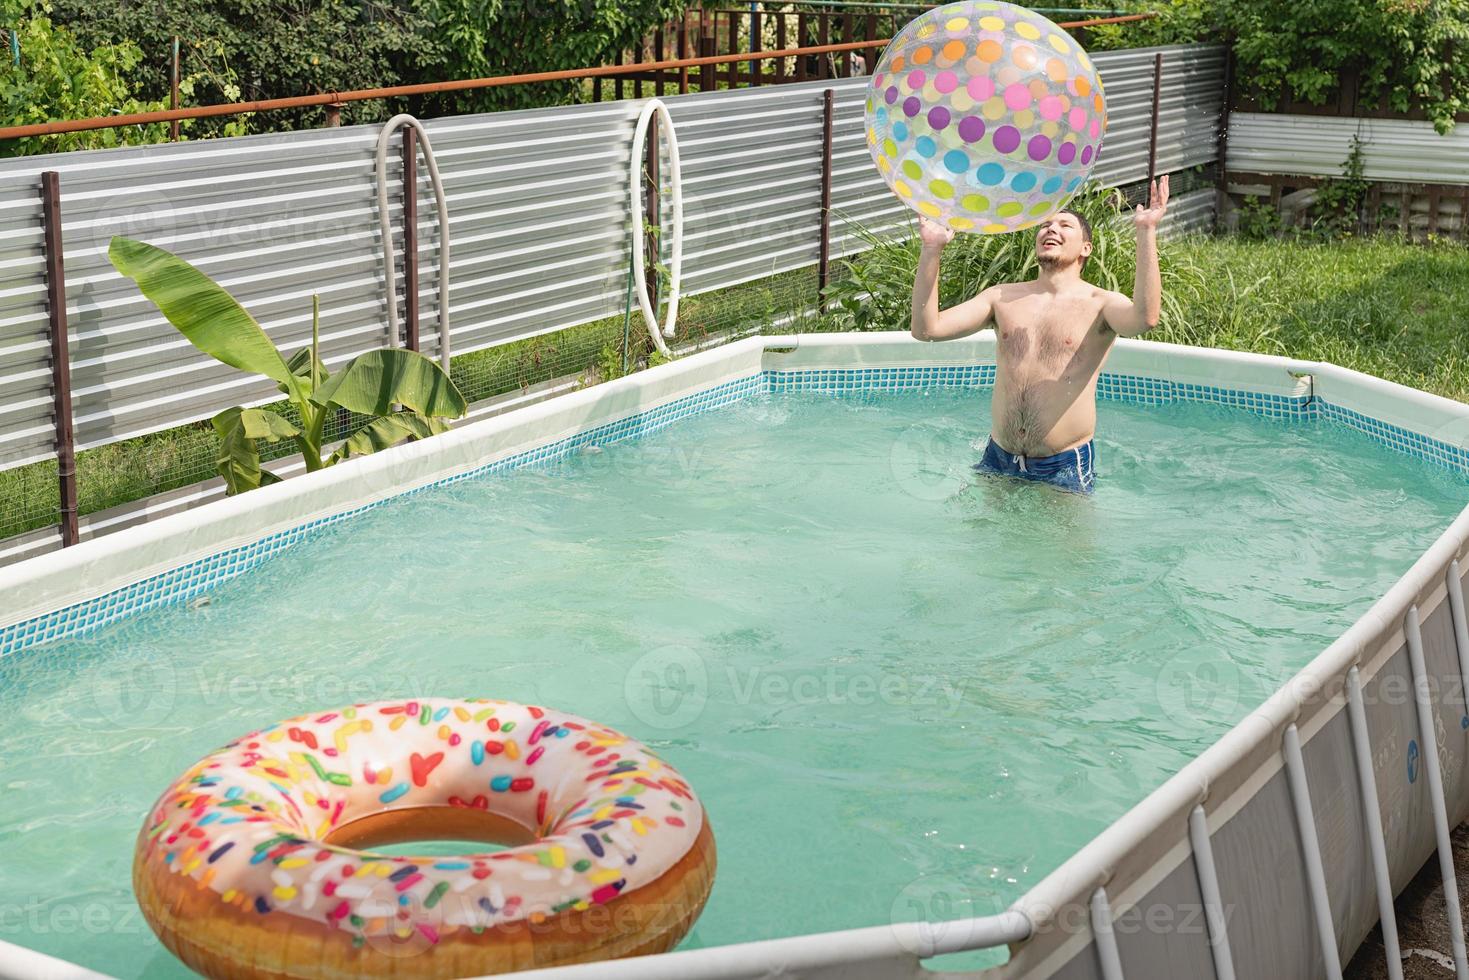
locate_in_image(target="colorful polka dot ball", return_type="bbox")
[865,0,1107,234]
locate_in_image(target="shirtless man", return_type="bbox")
[909,176,1170,494]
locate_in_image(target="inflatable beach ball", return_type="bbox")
[865,1,1107,234]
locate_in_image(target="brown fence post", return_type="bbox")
[699,11,715,91]
[818,13,830,80]
[402,126,420,352]
[817,88,835,306]
[170,37,181,142]
[40,171,79,547]
[1146,51,1163,187]
[678,14,689,94]
[655,27,666,96]
[324,103,344,127]
[750,8,762,85]
[796,12,808,82]
[1215,47,1233,226]
[645,110,660,331]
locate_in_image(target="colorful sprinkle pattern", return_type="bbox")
[865,0,1107,234]
[136,699,703,950]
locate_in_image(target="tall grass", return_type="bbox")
[820,191,1469,404]
[823,183,1214,336]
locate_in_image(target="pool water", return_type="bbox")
[2,387,1465,977]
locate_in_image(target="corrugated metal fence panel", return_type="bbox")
[1226,112,1469,185]
[0,126,399,463]
[0,175,50,469]
[410,101,642,359]
[1159,187,1216,235]
[1091,44,1226,186]
[657,85,827,297]
[0,43,1224,475]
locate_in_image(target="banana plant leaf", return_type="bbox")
[282,347,330,395]
[312,348,466,418]
[212,407,299,495]
[327,412,450,466]
[109,237,303,402]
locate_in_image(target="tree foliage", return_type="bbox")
[0,4,170,154]
[47,0,440,132]
[1079,0,1469,133]
[415,0,687,114]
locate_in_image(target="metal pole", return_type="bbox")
[1283,723,1344,980]
[678,14,689,94]
[817,88,835,306]
[40,172,79,548]
[170,36,180,142]
[1405,604,1469,979]
[1345,667,1404,980]
[645,109,660,335]
[1216,47,1233,227]
[1187,805,1237,980]
[401,125,420,352]
[1146,51,1162,188]
[1089,887,1125,980]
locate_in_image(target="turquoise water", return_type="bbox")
[1,387,1466,977]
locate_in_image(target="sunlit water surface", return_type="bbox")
[2,389,1465,975]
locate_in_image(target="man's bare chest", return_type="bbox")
[993,299,1105,366]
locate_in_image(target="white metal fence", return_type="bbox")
[0,43,1226,553]
[1226,111,1469,185]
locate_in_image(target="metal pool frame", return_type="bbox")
[2,333,1468,980]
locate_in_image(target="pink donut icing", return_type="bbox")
[135,698,705,949]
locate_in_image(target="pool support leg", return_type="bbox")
[1188,805,1237,980]
[1405,604,1469,980]
[1345,666,1404,980]
[1090,886,1125,980]
[1283,722,1344,980]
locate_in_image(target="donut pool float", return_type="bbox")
[134,698,715,978]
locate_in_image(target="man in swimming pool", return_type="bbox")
[909,176,1169,494]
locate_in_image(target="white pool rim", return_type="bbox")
[3,331,1469,980]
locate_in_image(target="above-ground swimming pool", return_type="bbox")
[3,334,1469,980]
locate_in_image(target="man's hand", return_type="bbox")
[1133,174,1169,231]
[918,215,954,250]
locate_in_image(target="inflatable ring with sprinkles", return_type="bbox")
[133,698,715,978]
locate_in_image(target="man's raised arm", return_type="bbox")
[911,216,995,342]
[1103,175,1169,338]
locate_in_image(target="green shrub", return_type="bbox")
[822,183,1203,334]
[1080,0,1469,134]
[0,4,170,154]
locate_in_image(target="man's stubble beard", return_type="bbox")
[1036,252,1081,271]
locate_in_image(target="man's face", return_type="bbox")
[1035,212,1091,269]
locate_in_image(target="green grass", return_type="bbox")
[0,265,822,540]
[1151,235,1469,404]
[3,232,1466,542]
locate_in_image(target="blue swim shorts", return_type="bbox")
[973,437,1096,494]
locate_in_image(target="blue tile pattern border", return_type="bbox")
[2,364,1466,658]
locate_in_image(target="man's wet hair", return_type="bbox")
[1057,208,1091,245]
